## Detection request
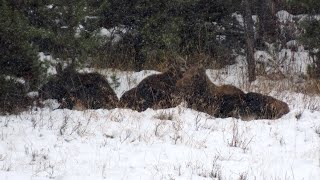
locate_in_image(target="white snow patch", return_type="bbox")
[4,76,25,84]
[0,107,319,180]
[41,99,60,110]
[27,92,39,98]
[38,52,57,75]
[277,10,293,23]
[98,27,127,43]
[232,12,244,26]
[79,68,160,98]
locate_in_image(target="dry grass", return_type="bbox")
[90,50,235,73]
[154,111,174,121]
[244,76,320,96]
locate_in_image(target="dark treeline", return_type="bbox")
[1,0,320,90]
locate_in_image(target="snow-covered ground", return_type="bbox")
[2,9,319,180]
[1,67,320,180]
[0,104,319,180]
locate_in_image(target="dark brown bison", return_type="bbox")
[39,67,118,110]
[243,92,289,119]
[176,66,289,119]
[210,84,247,118]
[119,65,185,111]
[176,66,246,117]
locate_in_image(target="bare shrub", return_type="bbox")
[59,114,69,136]
[0,154,11,171]
[295,111,303,120]
[209,156,223,180]
[194,113,202,131]
[315,126,320,137]
[238,172,248,180]
[154,121,167,137]
[154,111,174,121]
[184,156,223,180]
[170,118,183,145]
[229,120,254,153]
[120,129,133,143]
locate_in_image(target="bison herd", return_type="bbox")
[39,65,289,120]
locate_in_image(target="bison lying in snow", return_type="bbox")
[176,66,289,119]
[243,92,290,120]
[176,66,246,117]
[39,68,118,110]
[175,66,220,115]
[119,66,184,112]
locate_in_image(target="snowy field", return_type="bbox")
[2,10,320,180]
[1,67,320,180]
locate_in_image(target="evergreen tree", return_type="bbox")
[0,0,41,88]
[300,19,320,78]
[16,0,102,69]
[100,0,243,70]
[286,0,320,14]
[178,0,243,58]
[101,0,184,71]
[291,0,320,78]
[38,0,97,67]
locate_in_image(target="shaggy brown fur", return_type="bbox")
[39,68,118,110]
[212,85,245,96]
[176,66,289,119]
[119,66,184,112]
[243,92,289,119]
[118,87,144,111]
[176,66,213,113]
[209,84,247,118]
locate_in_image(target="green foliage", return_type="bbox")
[99,0,242,69]
[286,0,320,14]
[0,0,41,89]
[179,0,242,54]
[110,74,120,89]
[306,64,319,78]
[9,0,102,70]
[0,76,30,114]
[35,1,97,65]
[301,19,320,48]
[300,19,320,78]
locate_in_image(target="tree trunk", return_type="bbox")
[256,0,267,48]
[133,33,145,72]
[257,0,278,45]
[243,0,256,82]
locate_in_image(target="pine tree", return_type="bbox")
[0,0,41,89]
[100,0,243,70]
[301,19,320,78]
[19,0,102,69]
[286,0,320,14]
[100,0,184,71]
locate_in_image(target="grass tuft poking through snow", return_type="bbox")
[0,106,319,180]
